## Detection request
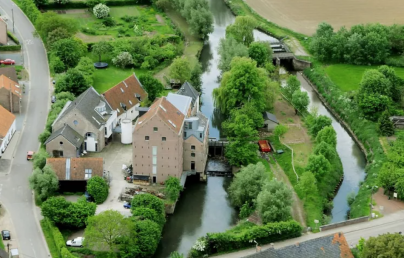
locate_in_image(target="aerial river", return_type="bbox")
[154,0,366,256]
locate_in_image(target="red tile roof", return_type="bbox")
[0,74,21,98]
[47,157,104,180]
[0,105,15,137]
[135,97,185,135]
[103,74,147,115]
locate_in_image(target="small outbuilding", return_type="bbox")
[262,112,279,131]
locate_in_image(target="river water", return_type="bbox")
[155,0,366,256]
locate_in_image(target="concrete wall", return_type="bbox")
[293,58,311,71]
[117,103,140,124]
[105,111,117,138]
[0,119,15,156]
[0,88,20,113]
[264,120,278,131]
[53,111,105,152]
[319,216,369,232]
[132,115,183,184]
[46,135,78,158]
[0,20,7,46]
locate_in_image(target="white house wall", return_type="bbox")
[117,103,140,124]
[0,119,16,157]
[105,111,118,138]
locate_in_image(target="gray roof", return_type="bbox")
[44,124,84,148]
[177,81,199,106]
[244,233,353,258]
[166,93,192,115]
[136,107,150,112]
[263,112,279,124]
[57,87,113,129]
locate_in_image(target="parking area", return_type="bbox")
[87,135,133,217]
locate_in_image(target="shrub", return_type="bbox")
[134,220,161,258]
[93,3,110,19]
[33,148,49,169]
[50,55,65,74]
[29,165,59,201]
[377,110,394,136]
[132,207,166,229]
[86,176,109,204]
[131,193,165,215]
[102,17,115,27]
[273,124,288,137]
[112,52,133,68]
[164,176,182,201]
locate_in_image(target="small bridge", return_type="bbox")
[208,138,229,157]
[270,41,311,70]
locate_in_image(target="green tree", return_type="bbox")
[131,193,165,215]
[169,57,192,84]
[316,126,337,147]
[50,55,65,74]
[29,165,59,201]
[309,22,335,61]
[213,57,267,114]
[138,74,164,102]
[378,163,403,192]
[55,91,75,101]
[296,172,317,200]
[377,65,404,102]
[181,0,213,39]
[306,154,331,180]
[112,52,134,68]
[169,251,184,258]
[87,176,109,204]
[93,3,110,19]
[133,220,161,257]
[20,0,41,23]
[55,68,89,96]
[52,38,86,68]
[38,130,51,145]
[313,141,336,162]
[225,140,258,167]
[378,110,395,136]
[92,40,113,63]
[190,61,203,92]
[248,41,272,67]
[76,57,96,86]
[33,148,49,169]
[309,115,332,137]
[84,210,131,252]
[47,28,71,49]
[274,124,289,137]
[132,207,166,229]
[35,12,78,41]
[226,16,258,46]
[33,0,48,6]
[218,37,249,72]
[257,180,293,223]
[41,197,70,224]
[291,90,309,115]
[164,176,183,201]
[223,113,257,139]
[284,75,301,100]
[228,162,266,207]
[361,233,404,258]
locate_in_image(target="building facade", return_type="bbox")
[0,75,21,113]
[0,105,16,157]
[45,124,84,158]
[0,18,7,46]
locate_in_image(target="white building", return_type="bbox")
[0,105,16,157]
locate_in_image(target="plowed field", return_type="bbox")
[245,0,404,35]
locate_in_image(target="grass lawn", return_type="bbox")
[289,142,311,167]
[40,220,61,258]
[57,5,175,42]
[0,237,4,250]
[258,158,273,179]
[326,64,404,92]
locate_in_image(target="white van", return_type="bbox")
[66,237,84,247]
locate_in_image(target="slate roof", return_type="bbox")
[177,81,199,106]
[0,67,18,83]
[0,104,15,138]
[103,74,148,115]
[44,124,84,148]
[135,97,185,135]
[0,74,21,98]
[47,157,104,180]
[55,87,113,129]
[263,111,279,124]
[244,232,353,258]
[166,93,192,116]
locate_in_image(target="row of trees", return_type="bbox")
[283,75,310,115]
[310,22,404,65]
[228,162,293,223]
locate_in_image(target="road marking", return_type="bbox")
[24,39,33,45]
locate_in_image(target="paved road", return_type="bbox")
[217,210,404,258]
[0,0,51,257]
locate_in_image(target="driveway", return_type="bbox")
[87,135,133,217]
[0,1,51,257]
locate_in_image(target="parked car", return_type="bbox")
[1,230,10,240]
[51,95,56,103]
[84,191,94,202]
[66,237,84,247]
[123,202,131,209]
[27,151,34,160]
[1,59,15,65]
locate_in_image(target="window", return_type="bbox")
[191,145,195,150]
[200,133,202,138]
[60,141,63,145]
[105,127,107,135]
[152,146,157,155]
[153,156,157,165]
[191,153,195,157]
[153,166,157,174]
[73,120,78,126]
[85,169,92,179]
[188,122,193,130]
[154,127,158,132]
[162,137,166,141]
[184,132,187,138]
[145,136,149,141]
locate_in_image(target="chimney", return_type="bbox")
[295,242,300,247]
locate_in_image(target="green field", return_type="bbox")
[57,5,175,42]
[326,64,404,92]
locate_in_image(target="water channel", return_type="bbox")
[154,0,367,256]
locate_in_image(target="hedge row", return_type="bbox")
[43,0,143,9]
[303,63,385,218]
[0,45,21,51]
[189,221,302,257]
[7,31,20,44]
[42,218,76,258]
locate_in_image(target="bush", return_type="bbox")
[273,124,288,137]
[86,176,109,204]
[93,3,110,19]
[50,55,65,74]
[377,110,394,136]
[132,207,166,229]
[189,221,301,257]
[33,148,49,169]
[131,193,165,215]
[134,219,161,258]
[29,165,59,202]
[112,52,133,68]
[164,176,182,201]
[7,31,20,44]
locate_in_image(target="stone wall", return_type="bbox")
[320,216,369,231]
[293,58,311,71]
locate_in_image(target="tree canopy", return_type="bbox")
[131,193,165,216]
[316,126,337,147]
[306,154,331,180]
[169,57,192,84]
[309,115,332,137]
[87,176,109,204]
[291,90,309,115]
[296,172,317,200]
[55,68,89,96]
[29,165,59,202]
[35,11,78,41]
[225,139,259,167]
[248,41,272,67]
[52,38,87,68]
[92,40,113,63]
[218,36,249,72]
[138,74,164,102]
[360,233,404,258]
[226,16,258,46]
[283,75,301,100]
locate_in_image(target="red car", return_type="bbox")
[1,59,15,65]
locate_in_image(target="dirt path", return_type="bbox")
[284,37,309,56]
[269,162,306,227]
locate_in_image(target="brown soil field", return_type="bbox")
[245,0,404,35]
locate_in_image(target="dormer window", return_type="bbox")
[120,103,127,111]
[95,101,106,113]
[135,93,141,102]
